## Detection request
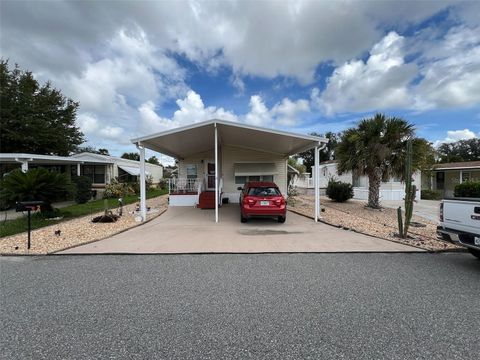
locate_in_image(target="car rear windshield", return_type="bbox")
[247,187,281,196]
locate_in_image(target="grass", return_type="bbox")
[0,188,168,238]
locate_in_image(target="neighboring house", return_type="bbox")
[0,152,163,197]
[293,160,421,201]
[422,161,480,198]
[131,119,327,222]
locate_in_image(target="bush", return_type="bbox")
[326,180,354,202]
[454,181,480,198]
[73,176,92,204]
[0,168,72,211]
[421,189,442,200]
[103,179,134,199]
[158,178,168,190]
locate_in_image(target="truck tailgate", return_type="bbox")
[443,199,480,235]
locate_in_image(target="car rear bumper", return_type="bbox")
[437,226,480,251]
[242,207,286,218]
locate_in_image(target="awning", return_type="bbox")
[234,163,277,176]
[118,165,150,176]
[131,119,327,159]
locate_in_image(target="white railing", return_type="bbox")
[169,178,202,194]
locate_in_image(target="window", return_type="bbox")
[247,186,281,196]
[462,172,470,182]
[235,176,247,185]
[186,164,197,179]
[262,175,274,182]
[82,165,105,184]
[235,175,275,185]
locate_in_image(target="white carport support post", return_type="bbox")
[21,161,29,172]
[77,163,81,176]
[214,122,219,223]
[137,144,147,222]
[314,146,319,222]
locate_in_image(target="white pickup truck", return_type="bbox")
[437,198,480,259]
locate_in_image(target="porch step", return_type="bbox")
[198,191,217,209]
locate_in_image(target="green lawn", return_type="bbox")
[0,188,168,238]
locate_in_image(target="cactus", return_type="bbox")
[397,140,416,238]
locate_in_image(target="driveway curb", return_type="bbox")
[287,209,463,253]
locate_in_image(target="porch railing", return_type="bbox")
[168,178,202,194]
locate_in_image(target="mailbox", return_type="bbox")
[15,201,44,212]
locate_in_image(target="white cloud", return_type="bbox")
[77,113,125,141]
[272,98,310,126]
[139,90,310,134]
[317,32,417,115]
[138,90,238,134]
[0,0,455,84]
[413,25,480,110]
[444,129,477,142]
[433,128,478,147]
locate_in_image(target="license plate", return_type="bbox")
[475,237,480,246]
[260,201,269,206]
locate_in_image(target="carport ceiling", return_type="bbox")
[131,119,326,159]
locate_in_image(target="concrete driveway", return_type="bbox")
[381,199,440,222]
[60,205,422,254]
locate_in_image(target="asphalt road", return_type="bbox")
[1,253,479,359]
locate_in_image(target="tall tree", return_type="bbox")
[121,152,140,161]
[335,113,430,209]
[98,148,110,156]
[0,60,84,155]
[298,132,339,173]
[437,138,480,163]
[147,156,160,165]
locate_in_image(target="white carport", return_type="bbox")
[131,119,327,223]
[0,153,84,174]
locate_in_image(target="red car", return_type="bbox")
[238,181,286,223]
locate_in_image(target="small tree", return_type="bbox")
[335,113,431,209]
[72,176,92,204]
[0,168,72,211]
[326,179,354,202]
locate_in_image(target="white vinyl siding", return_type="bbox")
[222,146,287,197]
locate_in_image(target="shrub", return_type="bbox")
[454,181,480,198]
[72,176,92,204]
[158,178,168,190]
[0,168,72,211]
[421,189,442,200]
[326,179,354,202]
[103,179,134,199]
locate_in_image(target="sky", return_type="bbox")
[1,0,479,164]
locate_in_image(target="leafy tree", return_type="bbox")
[298,132,339,173]
[0,168,72,211]
[147,156,160,165]
[74,146,110,156]
[121,152,140,161]
[0,60,84,155]
[437,138,480,163]
[335,113,430,209]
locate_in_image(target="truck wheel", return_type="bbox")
[468,248,480,259]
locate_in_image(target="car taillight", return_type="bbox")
[439,202,443,222]
[274,198,285,206]
[244,198,255,206]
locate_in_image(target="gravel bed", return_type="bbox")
[0,195,168,255]
[291,195,459,251]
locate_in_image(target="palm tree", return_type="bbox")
[336,113,418,209]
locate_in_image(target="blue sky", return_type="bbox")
[1,0,479,162]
